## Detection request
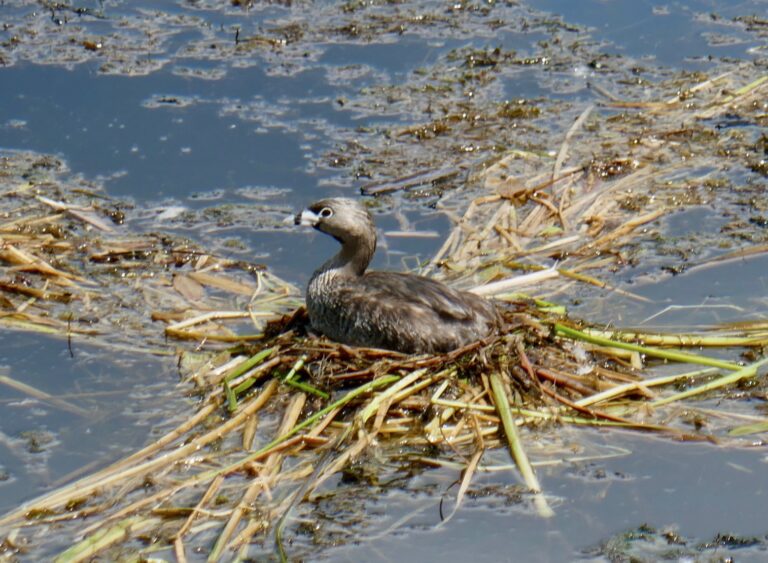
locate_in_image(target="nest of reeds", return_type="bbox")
[1,70,767,560]
[1,291,766,560]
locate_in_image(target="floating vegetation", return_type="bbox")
[0,150,300,354]
[419,66,768,295]
[1,65,767,560]
[0,1,559,75]
[584,524,768,561]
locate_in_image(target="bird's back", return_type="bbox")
[307,270,498,354]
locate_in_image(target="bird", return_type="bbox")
[294,197,498,354]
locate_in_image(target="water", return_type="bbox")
[0,332,180,512]
[1,0,767,559]
[327,432,768,562]
[533,0,766,67]
[2,64,318,201]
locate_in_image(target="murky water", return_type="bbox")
[1,0,767,559]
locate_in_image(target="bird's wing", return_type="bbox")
[360,272,480,321]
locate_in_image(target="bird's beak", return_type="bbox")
[295,209,319,227]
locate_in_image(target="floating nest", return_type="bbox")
[1,298,766,561]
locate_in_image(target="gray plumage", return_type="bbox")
[295,198,498,354]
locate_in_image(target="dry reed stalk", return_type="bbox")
[0,381,278,528]
[586,207,668,251]
[187,271,257,296]
[439,448,483,525]
[242,414,259,450]
[209,393,305,561]
[174,473,225,551]
[0,374,90,416]
[213,357,281,397]
[200,354,254,387]
[79,482,183,538]
[0,243,84,286]
[553,105,594,185]
[575,369,716,408]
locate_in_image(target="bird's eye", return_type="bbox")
[319,207,333,219]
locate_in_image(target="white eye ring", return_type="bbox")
[319,207,333,219]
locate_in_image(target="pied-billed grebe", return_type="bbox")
[295,198,498,354]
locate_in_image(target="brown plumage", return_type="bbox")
[295,198,498,354]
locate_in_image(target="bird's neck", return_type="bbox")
[315,232,375,281]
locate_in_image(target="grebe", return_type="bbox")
[295,198,498,353]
